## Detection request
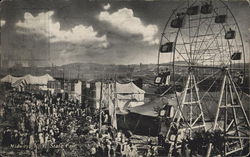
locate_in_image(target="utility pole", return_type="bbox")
[113,76,118,129]
[99,80,103,131]
[78,64,80,80]
[0,19,2,69]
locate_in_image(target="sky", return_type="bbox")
[1,0,250,67]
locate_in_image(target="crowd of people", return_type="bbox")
[0,91,158,157]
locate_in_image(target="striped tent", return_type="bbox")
[12,79,28,91]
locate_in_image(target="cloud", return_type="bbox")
[246,0,250,5]
[103,3,111,10]
[16,11,109,48]
[98,8,159,45]
[1,20,6,27]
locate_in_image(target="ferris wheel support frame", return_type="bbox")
[205,67,250,157]
[166,68,207,156]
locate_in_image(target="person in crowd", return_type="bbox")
[1,90,150,157]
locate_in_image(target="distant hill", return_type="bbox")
[0,62,249,82]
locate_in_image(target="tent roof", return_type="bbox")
[128,91,250,119]
[12,79,27,87]
[0,74,54,85]
[128,94,175,117]
[1,74,19,83]
[116,82,145,94]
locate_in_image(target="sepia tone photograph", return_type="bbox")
[0,0,249,156]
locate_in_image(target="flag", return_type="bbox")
[215,15,227,23]
[231,52,241,60]
[225,30,236,39]
[171,17,184,28]
[154,76,163,84]
[201,4,213,14]
[187,6,199,15]
[160,42,174,53]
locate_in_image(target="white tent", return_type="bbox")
[116,82,145,94]
[12,79,27,87]
[23,74,54,85]
[0,74,20,84]
[95,81,145,110]
[12,79,28,91]
[1,74,54,85]
[116,82,145,101]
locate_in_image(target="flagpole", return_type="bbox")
[99,80,103,131]
[113,76,118,129]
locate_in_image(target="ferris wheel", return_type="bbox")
[156,0,250,156]
[158,0,245,81]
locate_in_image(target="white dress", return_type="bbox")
[39,133,44,144]
[29,135,35,148]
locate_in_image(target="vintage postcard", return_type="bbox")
[0,0,249,156]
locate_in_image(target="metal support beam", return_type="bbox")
[166,70,206,156]
[206,69,250,157]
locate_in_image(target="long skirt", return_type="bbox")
[39,133,44,144]
[29,135,35,148]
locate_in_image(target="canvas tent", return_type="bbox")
[129,91,250,120]
[128,94,176,117]
[116,93,177,136]
[0,75,20,84]
[120,91,250,136]
[12,79,28,91]
[95,81,145,110]
[95,81,146,129]
[23,74,54,85]
[1,74,54,85]
[116,82,145,108]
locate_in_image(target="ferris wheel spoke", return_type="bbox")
[207,91,220,107]
[200,74,221,101]
[175,49,190,63]
[195,27,224,61]
[187,4,192,63]
[219,27,227,64]
[190,21,202,61]
[194,12,216,62]
[190,18,208,46]
[206,23,227,65]
[189,12,212,62]
[162,33,191,63]
[196,69,221,85]
[184,68,220,91]
[195,32,222,62]
[178,29,192,61]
